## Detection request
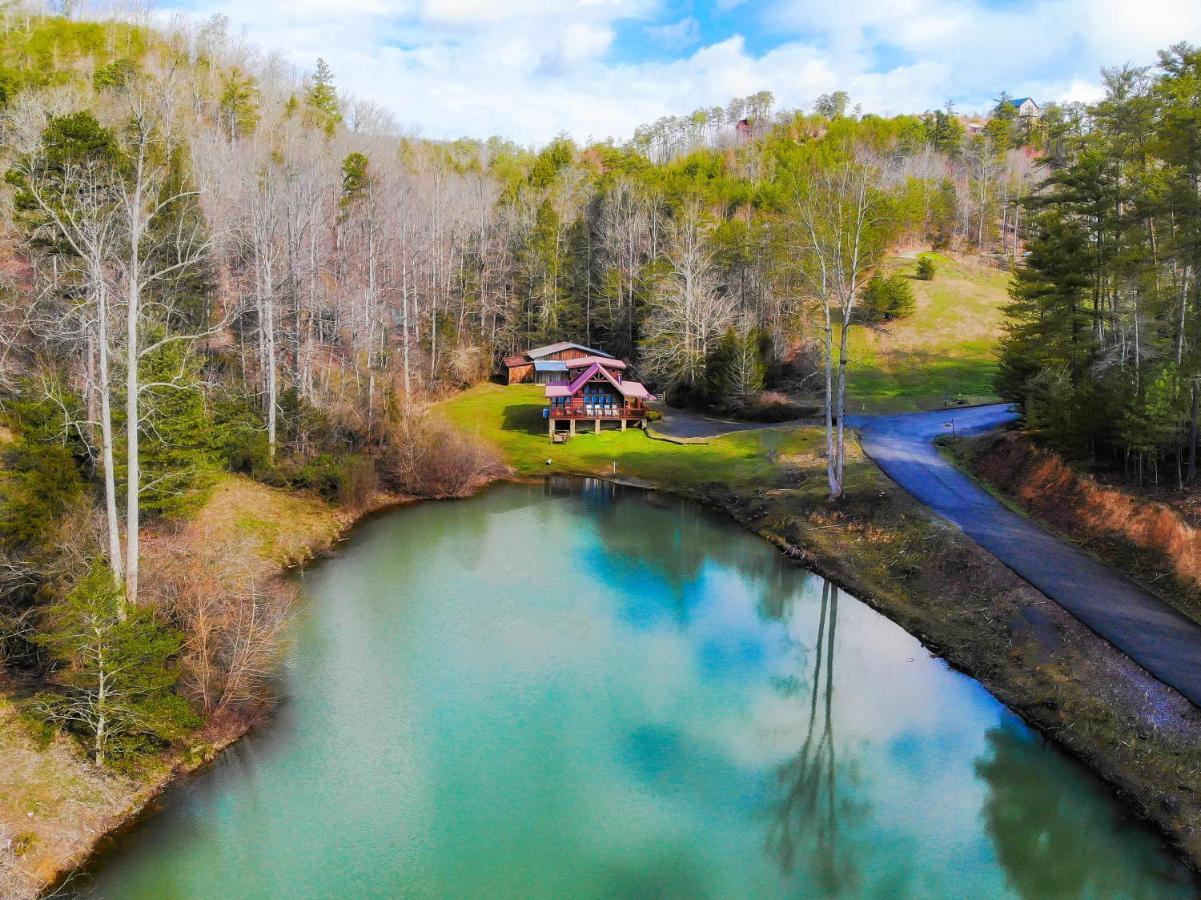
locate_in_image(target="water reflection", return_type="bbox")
[78,480,1195,899]
[977,722,1190,899]
[768,583,864,893]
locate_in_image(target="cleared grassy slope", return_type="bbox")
[440,383,818,487]
[845,253,1011,413]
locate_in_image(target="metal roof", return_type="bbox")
[533,360,569,372]
[526,341,615,360]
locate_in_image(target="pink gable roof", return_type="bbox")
[544,363,620,397]
[574,362,628,394]
[545,364,651,401]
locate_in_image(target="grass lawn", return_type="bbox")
[845,253,1010,413]
[440,383,820,490]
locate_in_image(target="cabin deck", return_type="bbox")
[548,412,646,438]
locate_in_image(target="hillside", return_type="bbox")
[845,253,1011,413]
[0,474,343,897]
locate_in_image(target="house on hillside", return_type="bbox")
[545,356,651,439]
[1010,97,1040,119]
[503,341,616,384]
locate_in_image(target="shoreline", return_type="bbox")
[25,487,412,899]
[37,447,1201,894]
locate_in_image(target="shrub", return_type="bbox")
[705,327,767,410]
[335,455,379,509]
[738,392,817,423]
[384,410,508,498]
[261,452,379,508]
[861,274,917,322]
[0,440,84,553]
[11,831,38,857]
[916,255,937,281]
[120,342,219,519]
[209,393,270,475]
[32,563,197,766]
[152,555,292,716]
[285,454,342,500]
[445,343,492,386]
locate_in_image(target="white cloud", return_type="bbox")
[163,0,1201,144]
[644,15,700,52]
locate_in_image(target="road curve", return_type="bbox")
[848,404,1201,708]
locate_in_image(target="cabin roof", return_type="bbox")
[533,360,569,372]
[526,341,615,360]
[503,354,529,368]
[617,380,651,399]
[564,356,626,370]
[544,362,651,400]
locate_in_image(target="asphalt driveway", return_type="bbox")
[648,402,806,440]
[849,404,1201,708]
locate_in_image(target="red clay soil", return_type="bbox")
[971,432,1201,593]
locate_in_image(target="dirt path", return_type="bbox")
[850,404,1201,708]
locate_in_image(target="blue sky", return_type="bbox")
[159,0,1201,144]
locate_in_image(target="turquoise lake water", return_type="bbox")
[80,479,1196,898]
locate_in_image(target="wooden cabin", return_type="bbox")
[504,341,616,384]
[544,358,651,439]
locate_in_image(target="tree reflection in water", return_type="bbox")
[976,722,1195,899]
[767,581,864,895]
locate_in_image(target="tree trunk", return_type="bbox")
[1189,379,1199,484]
[125,216,140,609]
[95,276,124,596]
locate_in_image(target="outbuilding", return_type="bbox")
[504,341,616,384]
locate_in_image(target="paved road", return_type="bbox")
[849,404,1201,708]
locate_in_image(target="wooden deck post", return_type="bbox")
[570,419,576,436]
[548,416,554,438]
[621,418,627,431]
[595,418,601,434]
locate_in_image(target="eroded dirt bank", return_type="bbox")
[964,430,1201,625]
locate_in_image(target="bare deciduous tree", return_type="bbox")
[641,199,736,394]
[793,153,893,499]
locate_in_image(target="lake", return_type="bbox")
[79,479,1195,898]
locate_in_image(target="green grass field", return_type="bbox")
[845,253,1010,413]
[440,383,819,489]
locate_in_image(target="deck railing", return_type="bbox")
[550,403,644,419]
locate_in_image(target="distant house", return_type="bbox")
[1009,97,1040,119]
[503,341,616,384]
[545,357,650,439]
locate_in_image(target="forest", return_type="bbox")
[0,0,1192,771]
[996,45,1201,487]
